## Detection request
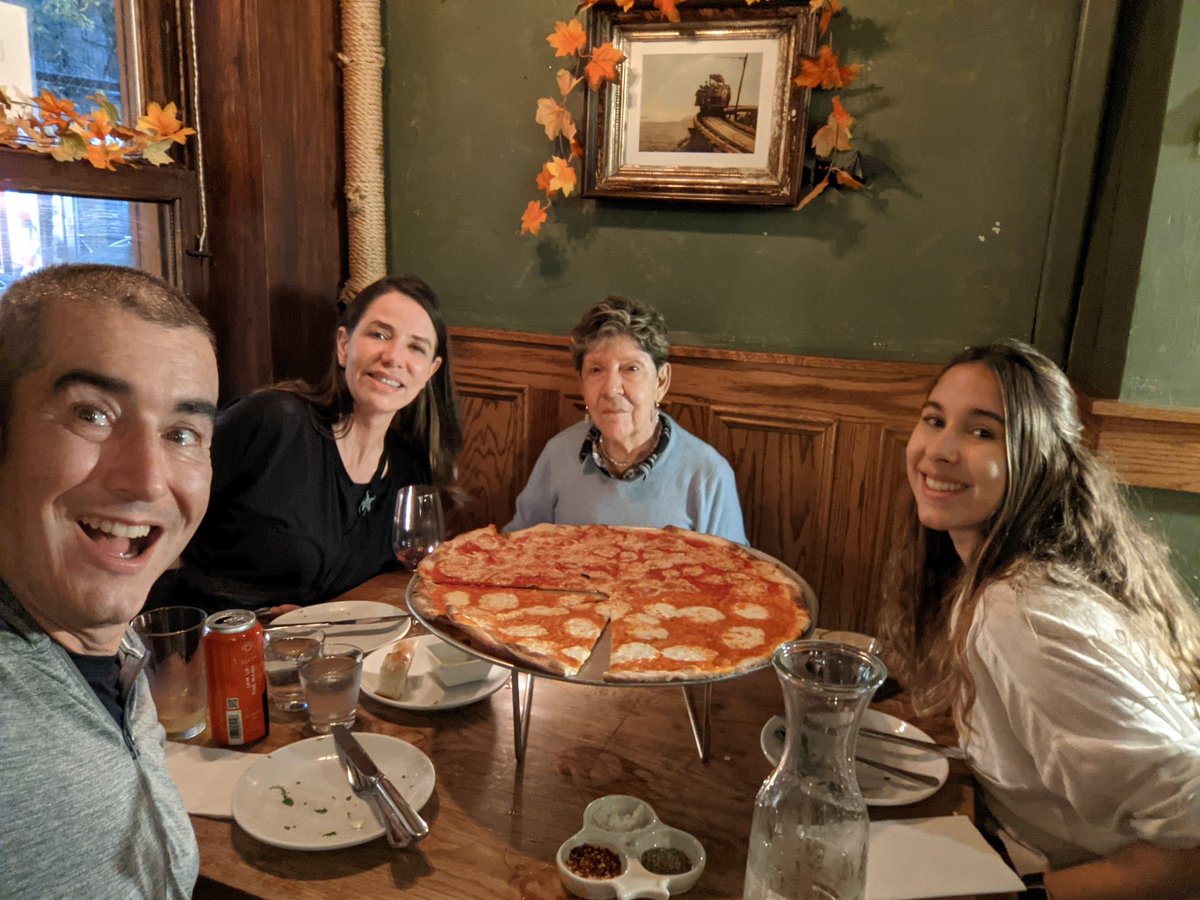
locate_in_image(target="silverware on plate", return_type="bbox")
[772,724,943,788]
[337,743,411,848]
[854,754,942,788]
[860,726,966,760]
[333,725,429,846]
[265,614,409,631]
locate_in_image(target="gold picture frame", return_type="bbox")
[583,2,818,205]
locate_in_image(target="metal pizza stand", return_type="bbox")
[404,548,817,763]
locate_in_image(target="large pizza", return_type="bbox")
[410,524,812,682]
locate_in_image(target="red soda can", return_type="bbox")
[204,609,269,746]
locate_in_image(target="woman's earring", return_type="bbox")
[583,406,591,423]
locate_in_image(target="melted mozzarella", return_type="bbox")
[722,625,765,649]
[678,606,724,623]
[663,645,715,662]
[565,618,602,639]
[481,592,520,611]
[612,642,660,663]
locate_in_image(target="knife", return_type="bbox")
[332,725,430,843]
[860,727,966,760]
[265,614,409,630]
[855,754,943,788]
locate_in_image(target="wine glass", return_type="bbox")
[392,485,445,570]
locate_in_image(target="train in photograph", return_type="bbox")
[694,74,732,117]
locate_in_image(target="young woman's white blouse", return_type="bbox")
[964,573,1200,872]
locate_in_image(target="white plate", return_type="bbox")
[362,634,510,711]
[273,600,411,653]
[760,709,950,806]
[231,733,435,850]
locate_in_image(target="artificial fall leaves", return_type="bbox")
[794,0,865,208]
[810,95,854,158]
[0,87,194,170]
[522,12,627,235]
[795,44,861,90]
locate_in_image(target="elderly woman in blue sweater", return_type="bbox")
[506,296,746,543]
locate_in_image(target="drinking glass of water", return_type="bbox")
[393,484,445,570]
[263,626,325,711]
[298,643,364,733]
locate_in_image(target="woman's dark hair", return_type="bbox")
[879,339,1200,726]
[276,275,462,487]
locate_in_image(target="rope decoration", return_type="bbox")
[339,0,388,301]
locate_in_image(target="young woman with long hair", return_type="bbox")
[879,339,1200,899]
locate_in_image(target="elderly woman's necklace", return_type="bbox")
[598,416,662,471]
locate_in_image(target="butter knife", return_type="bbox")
[855,754,942,788]
[860,727,966,760]
[265,614,409,630]
[332,725,429,843]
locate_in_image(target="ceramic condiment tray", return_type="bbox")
[556,794,706,900]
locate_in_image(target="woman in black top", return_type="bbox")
[154,275,462,612]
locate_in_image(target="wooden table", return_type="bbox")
[191,572,993,899]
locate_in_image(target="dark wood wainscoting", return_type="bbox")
[447,327,940,634]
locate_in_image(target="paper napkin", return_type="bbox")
[866,815,1025,900]
[164,741,260,819]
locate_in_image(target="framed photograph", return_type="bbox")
[583,3,817,205]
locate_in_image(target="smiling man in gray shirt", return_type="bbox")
[0,264,218,898]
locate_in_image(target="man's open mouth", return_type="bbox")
[79,516,162,560]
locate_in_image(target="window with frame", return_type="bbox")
[0,0,199,294]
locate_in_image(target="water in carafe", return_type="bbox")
[743,640,886,900]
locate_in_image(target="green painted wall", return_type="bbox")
[1132,488,1200,597]
[383,0,1084,362]
[1121,1,1200,408]
[1120,3,1200,593]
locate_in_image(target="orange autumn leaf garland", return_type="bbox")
[0,87,194,170]
[547,19,588,57]
[521,200,549,235]
[585,43,627,89]
[810,95,854,158]
[522,9,631,235]
[794,44,861,90]
[795,0,866,208]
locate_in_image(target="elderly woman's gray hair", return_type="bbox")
[569,296,670,371]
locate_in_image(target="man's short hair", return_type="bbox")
[0,264,215,455]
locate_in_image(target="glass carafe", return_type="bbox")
[744,640,887,900]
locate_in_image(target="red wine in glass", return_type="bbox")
[393,485,444,570]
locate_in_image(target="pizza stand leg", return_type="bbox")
[511,670,536,762]
[505,672,711,762]
[681,683,713,762]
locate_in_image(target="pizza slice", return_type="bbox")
[412,576,610,677]
[442,587,609,677]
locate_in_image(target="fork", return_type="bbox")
[338,748,412,848]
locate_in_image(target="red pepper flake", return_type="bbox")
[566,843,623,879]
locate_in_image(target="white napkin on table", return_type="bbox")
[866,816,1025,900]
[164,741,259,819]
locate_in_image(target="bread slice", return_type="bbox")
[375,640,417,699]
